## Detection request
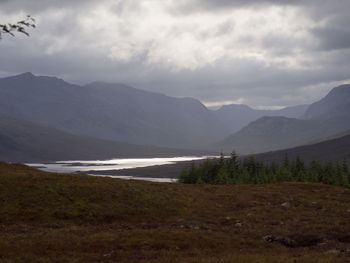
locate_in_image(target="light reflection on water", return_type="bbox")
[90,174,178,183]
[27,156,216,182]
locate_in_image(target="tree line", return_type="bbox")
[179,152,349,187]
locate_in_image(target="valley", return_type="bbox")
[2,2,350,262]
[1,73,350,165]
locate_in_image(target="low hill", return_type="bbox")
[0,114,210,163]
[255,132,350,163]
[0,162,349,262]
[214,103,308,133]
[216,116,322,154]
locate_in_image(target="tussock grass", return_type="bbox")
[0,162,350,262]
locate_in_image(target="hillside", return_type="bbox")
[216,84,350,154]
[302,84,350,120]
[255,132,350,164]
[214,104,308,133]
[0,162,350,262]
[216,116,322,154]
[0,114,210,162]
[0,73,229,148]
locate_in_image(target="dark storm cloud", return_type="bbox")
[174,0,305,14]
[1,0,350,108]
[0,0,96,14]
[312,27,350,51]
[311,15,350,51]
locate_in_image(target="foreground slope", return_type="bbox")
[0,114,209,162]
[0,73,229,148]
[0,162,349,263]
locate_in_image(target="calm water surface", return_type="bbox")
[27,156,215,182]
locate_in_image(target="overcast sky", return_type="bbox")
[1,0,350,109]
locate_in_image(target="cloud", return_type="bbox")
[0,0,96,14]
[173,0,305,14]
[0,0,350,108]
[311,15,350,51]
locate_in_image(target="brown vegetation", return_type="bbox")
[0,162,350,262]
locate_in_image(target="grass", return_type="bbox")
[0,162,350,262]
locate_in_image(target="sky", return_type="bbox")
[0,0,350,109]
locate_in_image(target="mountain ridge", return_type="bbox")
[0,113,212,162]
[0,73,230,148]
[215,84,350,154]
[213,103,309,133]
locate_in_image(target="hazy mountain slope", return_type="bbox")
[216,84,350,154]
[254,132,350,163]
[0,114,210,163]
[302,84,350,120]
[216,116,322,154]
[301,84,350,135]
[0,73,229,148]
[83,82,230,147]
[213,104,308,133]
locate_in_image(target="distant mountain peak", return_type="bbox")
[15,72,35,78]
[85,81,129,88]
[2,72,69,86]
[328,84,350,95]
[21,72,34,76]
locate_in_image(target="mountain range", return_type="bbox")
[0,72,350,163]
[213,103,309,133]
[0,73,229,148]
[217,84,350,154]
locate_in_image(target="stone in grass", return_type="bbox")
[263,234,323,248]
[281,202,291,208]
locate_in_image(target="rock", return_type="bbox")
[263,235,275,242]
[225,216,231,220]
[103,251,115,257]
[275,236,297,247]
[263,235,305,248]
[281,202,291,208]
[264,235,298,247]
[235,222,243,228]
